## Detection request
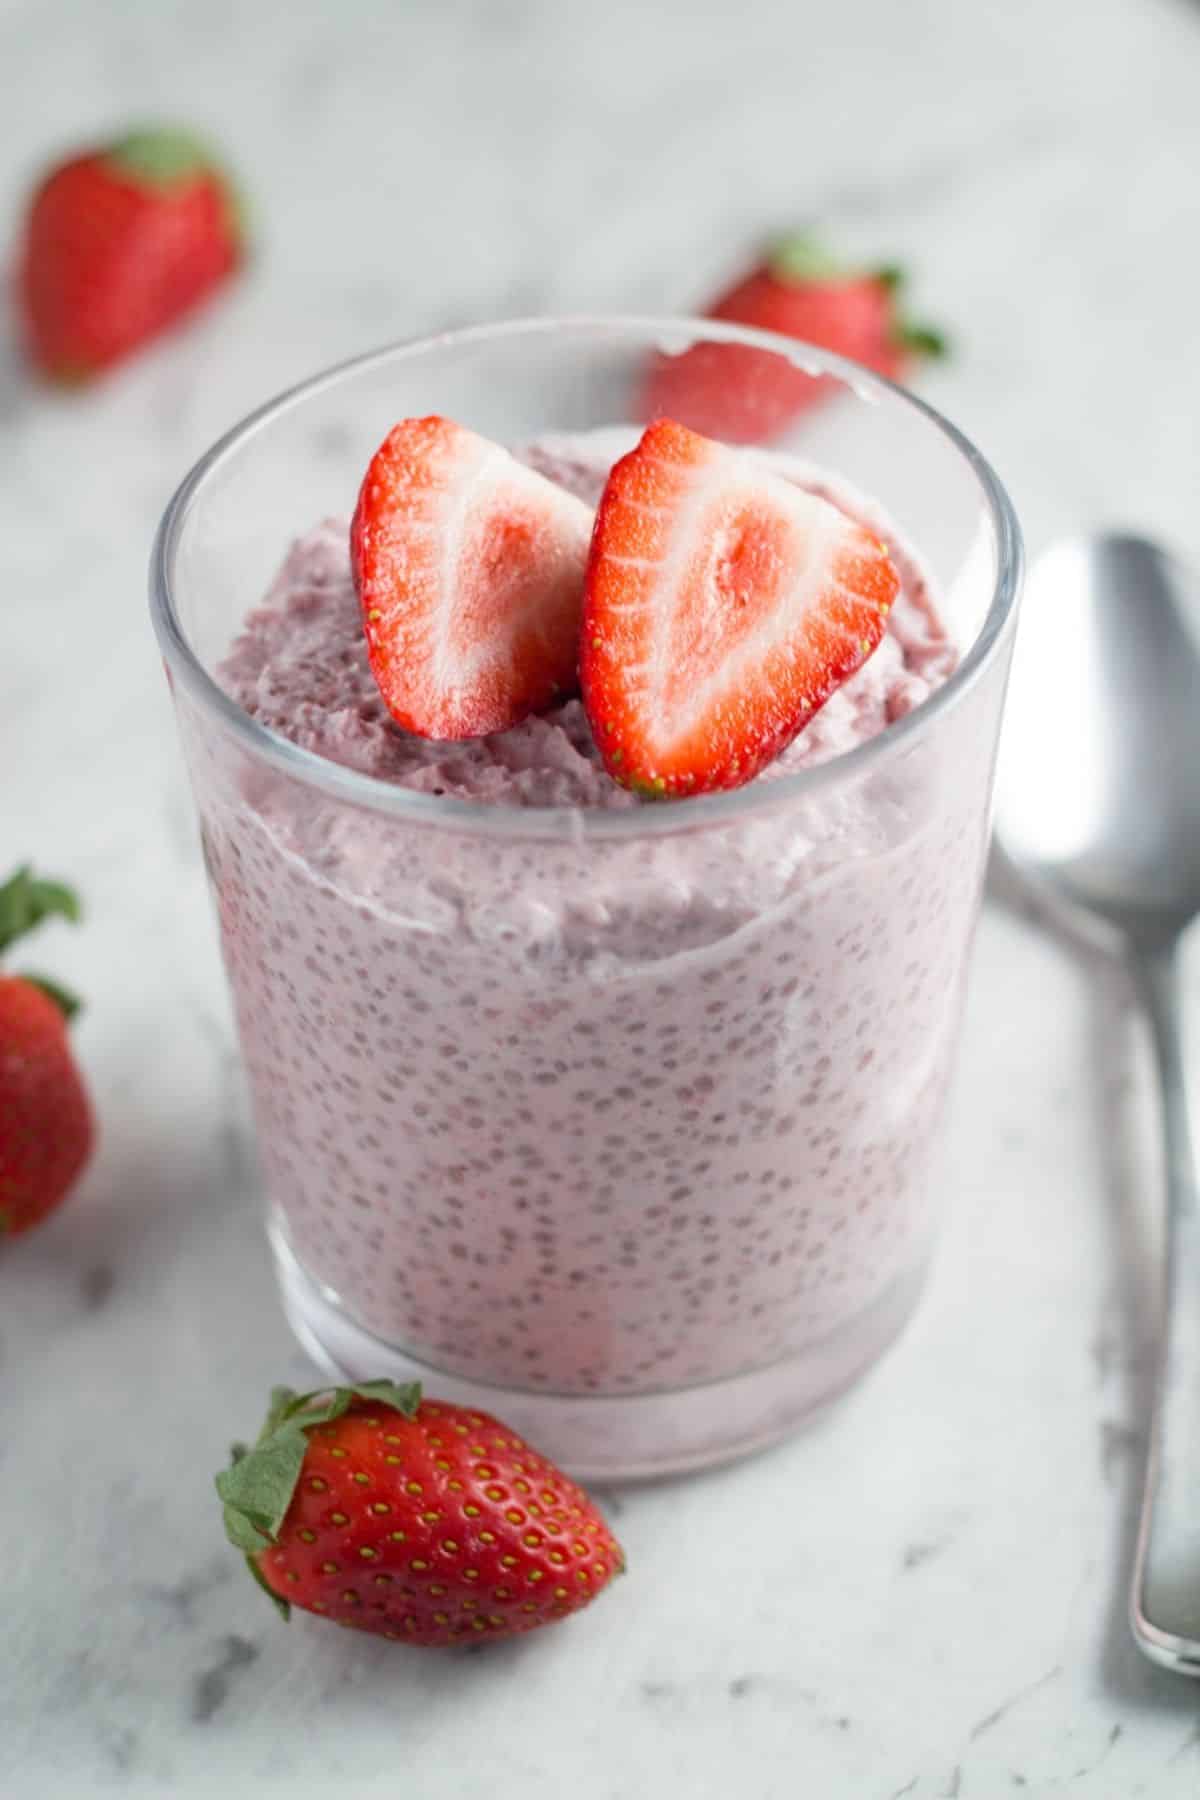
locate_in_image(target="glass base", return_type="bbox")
[270,1219,930,1482]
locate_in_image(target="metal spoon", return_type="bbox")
[994,533,1200,1678]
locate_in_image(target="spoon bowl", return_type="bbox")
[997,534,1200,942]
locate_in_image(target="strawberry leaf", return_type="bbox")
[260,1386,303,1440]
[262,1380,422,1439]
[109,127,215,187]
[872,264,906,293]
[215,1425,309,1550]
[0,867,80,956]
[220,1503,271,1556]
[896,320,948,358]
[20,973,81,1020]
[767,230,843,285]
[342,1379,423,1415]
[244,1552,290,1621]
[215,1382,422,1561]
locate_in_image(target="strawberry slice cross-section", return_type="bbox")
[351,416,594,740]
[580,418,900,798]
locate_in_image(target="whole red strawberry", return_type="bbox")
[17,126,243,382]
[0,867,94,1237]
[217,1382,625,1645]
[643,231,946,443]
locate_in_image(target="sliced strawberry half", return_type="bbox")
[351,417,594,739]
[580,419,900,797]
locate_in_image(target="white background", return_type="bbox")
[3,0,1200,1793]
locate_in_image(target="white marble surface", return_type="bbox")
[4,0,1200,1792]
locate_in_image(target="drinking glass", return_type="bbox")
[152,318,1021,1478]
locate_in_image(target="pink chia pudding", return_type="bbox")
[195,427,995,1473]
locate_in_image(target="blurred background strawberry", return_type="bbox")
[641,231,944,442]
[17,125,243,382]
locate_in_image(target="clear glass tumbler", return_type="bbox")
[152,318,1021,1479]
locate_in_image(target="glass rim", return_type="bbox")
[149,313,1024,843]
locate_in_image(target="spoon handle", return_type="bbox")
[1130,939,1200,1676]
